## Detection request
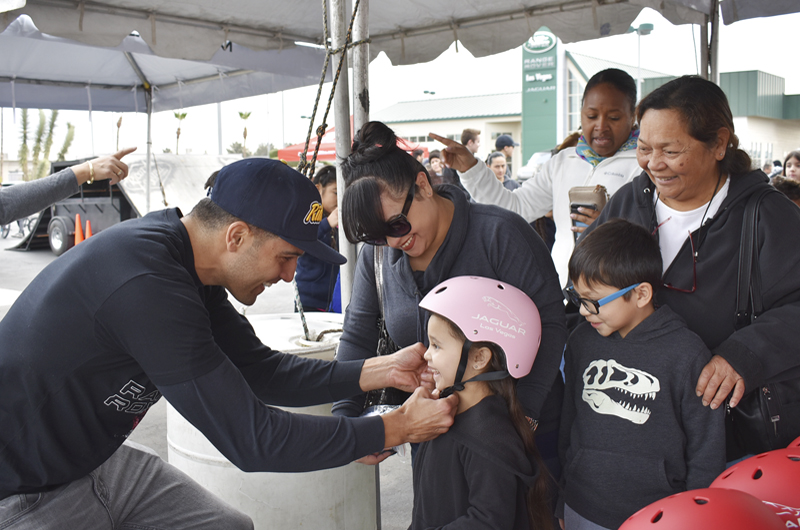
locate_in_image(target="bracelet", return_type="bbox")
[87,161,95,184]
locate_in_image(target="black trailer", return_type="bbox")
[13,159,138,255]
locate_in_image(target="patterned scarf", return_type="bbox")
[576,127,639,167]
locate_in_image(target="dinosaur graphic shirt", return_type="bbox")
[557,305,725,529]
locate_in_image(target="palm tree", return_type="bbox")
[174,112,187,154]
[238,111,251,157]
[116,116,123,151]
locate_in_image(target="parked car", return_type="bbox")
[517,151,552,182]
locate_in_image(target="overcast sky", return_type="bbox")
[2,8,798,163]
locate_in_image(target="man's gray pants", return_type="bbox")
[0,441,253,529]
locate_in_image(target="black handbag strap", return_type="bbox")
[735,187,778,330]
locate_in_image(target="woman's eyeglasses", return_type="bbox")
[563,283,640,315]
[358,183,416,246]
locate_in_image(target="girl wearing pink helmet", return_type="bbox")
[412,276,552,530]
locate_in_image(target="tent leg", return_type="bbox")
[709,0,720,85]
[699,18,709,80]
[146,104,152,215]
[331,0,356,312]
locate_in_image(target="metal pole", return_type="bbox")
[146,90,152,214]
[331,0,355,311]
[700,18,709,80]
[710,0,720,85]
[217,102,223,155]
[636,30,641,102]
[353,0,369,132]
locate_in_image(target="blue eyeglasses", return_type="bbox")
[563,283,641,315]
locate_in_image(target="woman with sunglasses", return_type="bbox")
[579,76,800,460]
[332,121,567,475]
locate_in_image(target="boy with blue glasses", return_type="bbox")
[557,218,725,530]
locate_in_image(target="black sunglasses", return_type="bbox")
[359,183,416,246]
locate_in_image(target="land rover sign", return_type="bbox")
[522,27,559,156]
[523,30,556,54]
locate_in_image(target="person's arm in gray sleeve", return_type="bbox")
[0,148,136,225]
[0,168,79,225]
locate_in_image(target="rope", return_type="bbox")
[293,0,366,340]
[296,0,364,178]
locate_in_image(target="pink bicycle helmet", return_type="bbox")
[419,276,541,396]
[710,444,800,512]
[618,488,784,530]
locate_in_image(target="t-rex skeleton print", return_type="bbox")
[581,359,660,424]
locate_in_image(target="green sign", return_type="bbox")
[522,27,558,160]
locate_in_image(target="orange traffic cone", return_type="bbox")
[85,220,93,238]
[74,214,85,245]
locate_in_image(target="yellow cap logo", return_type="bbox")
[304,202,324,225]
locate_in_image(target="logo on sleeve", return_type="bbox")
[104,380,161,415]
[304,202,324,225]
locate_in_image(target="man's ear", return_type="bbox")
[634,282,654,308]
[225,221,252,252]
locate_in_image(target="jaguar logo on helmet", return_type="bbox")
[304,202,324,225]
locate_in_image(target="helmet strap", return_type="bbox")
[440,339,510,398]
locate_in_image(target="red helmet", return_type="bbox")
[618,489,784,530]
[710,446,800,524]
[790,436,800,449]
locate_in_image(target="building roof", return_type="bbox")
[373,52,671,124]
[567,51,670,82]
[372,92,521,123]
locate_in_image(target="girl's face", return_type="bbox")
[424,314,464,393]
[317,182,338,214]
[786,157,800,181]
[430,157,442,173]
[380,173,438,258]
[581,82,636,157]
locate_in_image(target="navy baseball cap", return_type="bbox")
[210,158,346,265]
[495,134,519,149]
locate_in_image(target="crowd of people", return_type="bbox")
[1,68,799,530]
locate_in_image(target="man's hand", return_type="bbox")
[360,343,428,393]
[428,133,478,173]
[696,355,746,409]
[382,387,458,448]
[356,449,396,466]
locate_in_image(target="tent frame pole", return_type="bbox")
[331,0,356,311]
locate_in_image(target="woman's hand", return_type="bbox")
[73,147,137,186]
[570,206,601,234]
[428,133,478,173]
[696,355,746,409]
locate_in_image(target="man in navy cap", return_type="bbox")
[495,134,519,180]
[0,158,457,529]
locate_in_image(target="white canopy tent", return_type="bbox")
[0,14,331,211]
[2,0,798,307]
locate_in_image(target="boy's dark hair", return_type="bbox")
[313,165,337,188]
[412,149,424,158]
[569,218,662,297]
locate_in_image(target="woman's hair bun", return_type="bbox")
[350,121,398,164]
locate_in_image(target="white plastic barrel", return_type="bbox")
[166,312,377,530]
